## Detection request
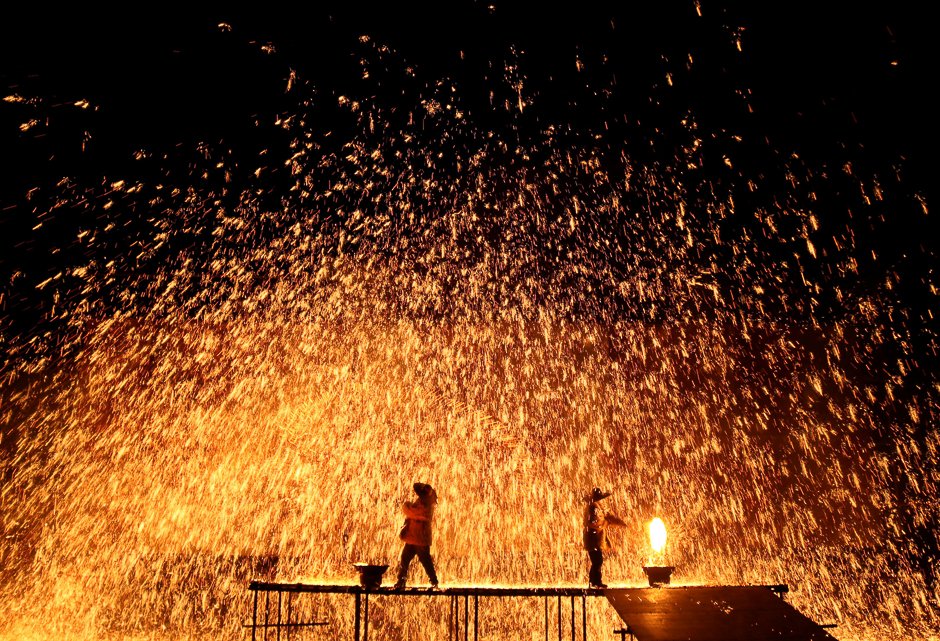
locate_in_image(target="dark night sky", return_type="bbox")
[1,3,930,174]
[0,2,933,333]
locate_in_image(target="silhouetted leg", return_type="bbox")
[588,549,604,587]
[415,545,438,585]
[396,544,418,586]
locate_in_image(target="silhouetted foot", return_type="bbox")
[427,582,439,591]
[590,582,607,589]
[393,580,406,590]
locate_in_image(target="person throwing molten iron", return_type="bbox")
[583,486,626,588]
[394,482,440,589]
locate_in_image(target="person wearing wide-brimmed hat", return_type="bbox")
[394,482,440,589]
[583,487,626,588]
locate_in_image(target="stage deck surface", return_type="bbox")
[248,581,834,641]
[605,586,837,641]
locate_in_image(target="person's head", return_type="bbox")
[588,487,611,502]
[414,482,437,504]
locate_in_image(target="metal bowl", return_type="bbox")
[353,563,389,589]
[642,565,675,587]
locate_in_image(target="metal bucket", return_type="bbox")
[353,563,389,589]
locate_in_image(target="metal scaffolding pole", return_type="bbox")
[243,581,821,641]
[248,581,614,640]
[354,592,361,641]
[251,589,259,641]
[276,590,282,641]
[582,594,587,641]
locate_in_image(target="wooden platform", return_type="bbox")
[245,581,829,641]
[606,586,837,641]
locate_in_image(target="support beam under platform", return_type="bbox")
[249,581,611,596]
[246,581,796,641]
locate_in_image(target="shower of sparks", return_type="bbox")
[0,20,937,641]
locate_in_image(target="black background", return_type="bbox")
[0,2,933,328]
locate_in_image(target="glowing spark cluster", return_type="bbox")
[0,17,936,641]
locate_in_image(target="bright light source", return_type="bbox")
[649,517,667,554]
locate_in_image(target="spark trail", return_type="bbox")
[1,16,936,641]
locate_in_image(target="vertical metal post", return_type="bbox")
[570,596,575,640]
[354,592,361,641]
[464,595,469,641]
[364,592,370,641]
[582,594,587,641]
[276,590,282,641]
[473,594,479,641]
[251,589,259,641]
[557,595,562,641]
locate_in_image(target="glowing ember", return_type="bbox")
[0,7,934,641]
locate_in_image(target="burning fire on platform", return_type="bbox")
[643,517,674,586]
[0,12,936,641]
[649,518,667,559]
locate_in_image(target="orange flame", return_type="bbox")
[649,517,667,554]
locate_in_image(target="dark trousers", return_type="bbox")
[397,543,438,585]
[588,548,604,586]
